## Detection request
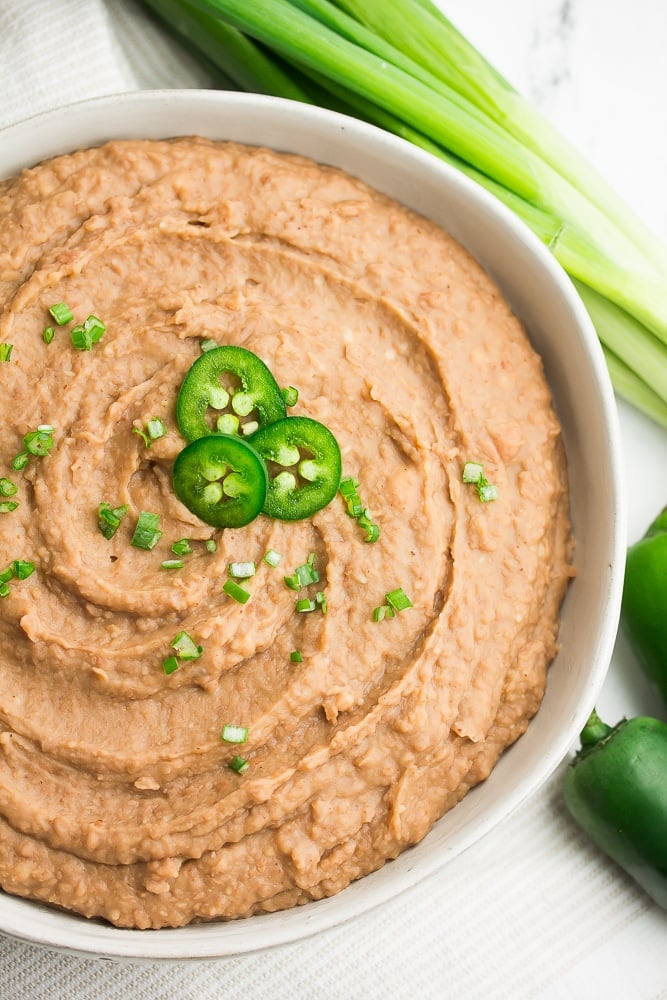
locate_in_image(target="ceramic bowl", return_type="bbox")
[0,91,625,960]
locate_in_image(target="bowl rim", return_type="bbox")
[0,89,625,961]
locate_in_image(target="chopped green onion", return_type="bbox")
[228,755,249,774]
[171,630,203,660]
[462,461,484,484]
[228,560,256,579]
[0,478,17,497]
[295,598,316,612]
[386,587,413,612]
[42,326,55,344]
[0,567,13,584]
[131,511,163,550]
[290,649,303,662]
[23,426,54,457]
[98,501,129,540]
[223,578,251,604]
[171,538,193,556]
[282,385,299,407]
[221,724,249,744]
[11,452,28,471]
[71,325,93,351]
[48,302,73,325]
[11,560,35,580]
[84,314,106,343]
[0,582,9,599]
[133,417,167,448]
[201,338,218,352]
[263,548,282,567]
[339,477,360,497]
[339,477,380,541]
[315,590,327,614]
[0,344,12,363]
[358,509,380,543]
[0,501,19,513]
[162,656,180,675]
[373,605,387,622]
[161,559,184,570]
[205,538,218,553]
[478,482,499,503]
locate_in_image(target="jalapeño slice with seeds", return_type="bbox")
[250,416,342,521]
[173,434,268,529]
[176,345,286,442]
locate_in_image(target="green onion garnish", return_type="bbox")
[71,315,106,351]
[131,511,163,550]
[0,501,19,514]
[290,650,303,663]
[42,326,55,345]
[0,344,12,363]
[263,548,282,567]
[161,559,184,570]
[282,385,299,407]
[315,591,328,614]
[48,302,73,326]
[98,501,129,540]
[228,755,249,774]
[221,724,249,744]
[11,452,28,471]
[171,538,193,556]
[340,477,380,541]
[0,567,13,584]
[12,560,35,580]
[162,656,180,675]
[462,461,498,503]
[295,598,316,613]
[284,555,320,590]
[133,417,167,448]
[223,579,251,604]
[205,538,218,553]
[201,338,218,353]
[84,314,105,342]
[228,561,256,579]
[23,425,54,457]
[171,630,203,661]
[0,582,9,599]
[386,587,413,612]
[0,478,17,497]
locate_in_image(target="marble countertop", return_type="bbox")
[0,0,665,997]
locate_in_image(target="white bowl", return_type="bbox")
[0,90,624,961]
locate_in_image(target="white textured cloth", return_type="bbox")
[0,2,666,998]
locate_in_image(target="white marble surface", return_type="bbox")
[0,0,666,997]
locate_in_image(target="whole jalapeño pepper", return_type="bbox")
[620,506,667,707]
[562,710,667,910]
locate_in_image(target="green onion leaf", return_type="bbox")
[0,501,19,513]
[83,314,106,343]
[48,302,73,325]
[171,538,193,556]
[171,630,203,660]
[71,324,94,351]
[290,649,303,662]
[462,461,484,484]
[228,560,256,579]
[0,344,12,362]
[223,578,251,604]
[42,326,55,345]
[23,426,54,457]
[11,452,28,471]
[98,502,129,540]
[228,755,249,774]
[161,559,184,570]
[477,482,499,503]
[295,598,316,612]
[263,548,282,567]
[162,656,180,675]
[221,724,249,743]
[386,587,413,612]
[0,478,17,497]
[205,538,218,553]
[131,511,163,550]
[11,560,35,580]
[315,590,327,614]
[0,582,10,598]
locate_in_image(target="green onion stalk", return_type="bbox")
[142,0,667,428]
